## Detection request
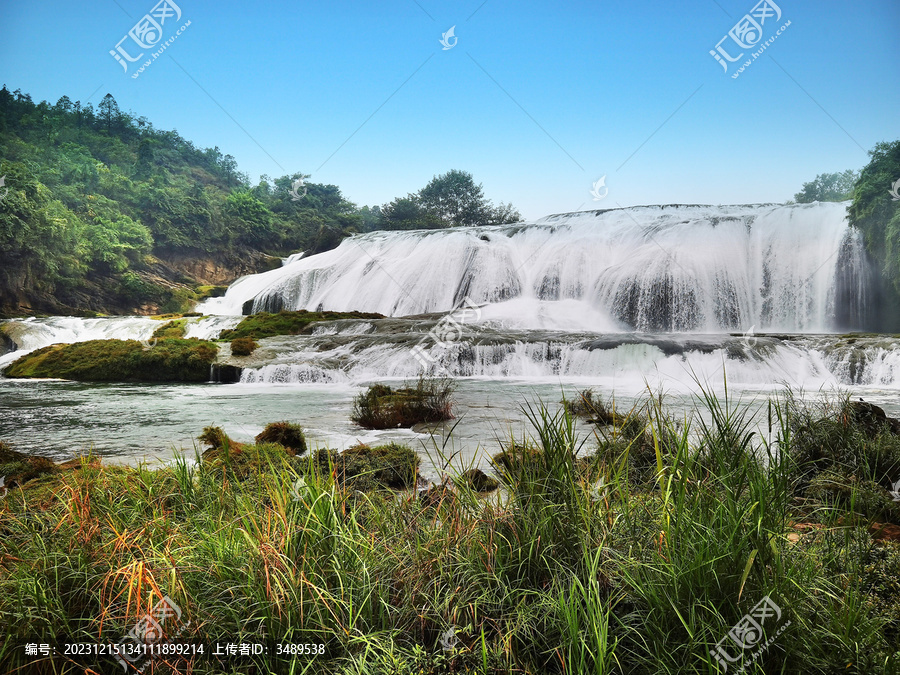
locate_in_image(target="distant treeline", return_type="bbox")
[0,87,519,313]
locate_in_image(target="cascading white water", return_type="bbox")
[200,202,868,333]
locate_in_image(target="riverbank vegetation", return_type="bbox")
[0,87,520,317]
[1,388,899,673]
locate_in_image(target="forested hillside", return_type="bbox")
[0,87,519,317]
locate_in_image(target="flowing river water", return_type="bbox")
[1,203,898,480]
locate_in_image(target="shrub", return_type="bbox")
[562,389,618,425]
[350,377,455,429]
[255,421,306,455]
[230,336,258,356]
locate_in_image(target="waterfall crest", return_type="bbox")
[201,202,869,333]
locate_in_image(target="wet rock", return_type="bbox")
[849,401,900,436]
[455,468,499,492]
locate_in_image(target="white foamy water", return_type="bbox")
[199,202,867,333]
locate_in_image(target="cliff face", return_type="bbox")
[0,250,280,318]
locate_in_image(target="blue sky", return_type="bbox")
[1,0,897,220]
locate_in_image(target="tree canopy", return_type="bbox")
[793,170,859,203]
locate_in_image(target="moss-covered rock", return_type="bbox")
[0,441,59,491]
[455,468,499,493]
[491,441,543,475]
[220,310,385,341]
[2,338,218,382]
[230,336,258,356]
[337,443,420,491]
[255,421,306,455]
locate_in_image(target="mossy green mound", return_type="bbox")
[351,378,455,429]
[255,421,306,455]
[220,309,385,340]
[2,338,218,382]
[336,442,420,491]
[230,336,258,356]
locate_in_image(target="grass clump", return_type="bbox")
[220,309,385,341]
[351,377,455,429]
[255,421,306,455]
[2,338,218,382]
[562,388,620,424]
[229,336,258,356]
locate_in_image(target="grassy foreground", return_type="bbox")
[1,389,900,674]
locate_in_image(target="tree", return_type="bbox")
[847,140,900,329]
[487,201,522,224]
[418,169,491,227]
[381,195,440,230]
[794,170,859,203]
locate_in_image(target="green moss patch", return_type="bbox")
[2,338,218,382]
[151,318,188,339]
[220,309,385,341]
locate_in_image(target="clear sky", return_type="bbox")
[1,0,897,220]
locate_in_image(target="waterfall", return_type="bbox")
[199,202,869,333]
